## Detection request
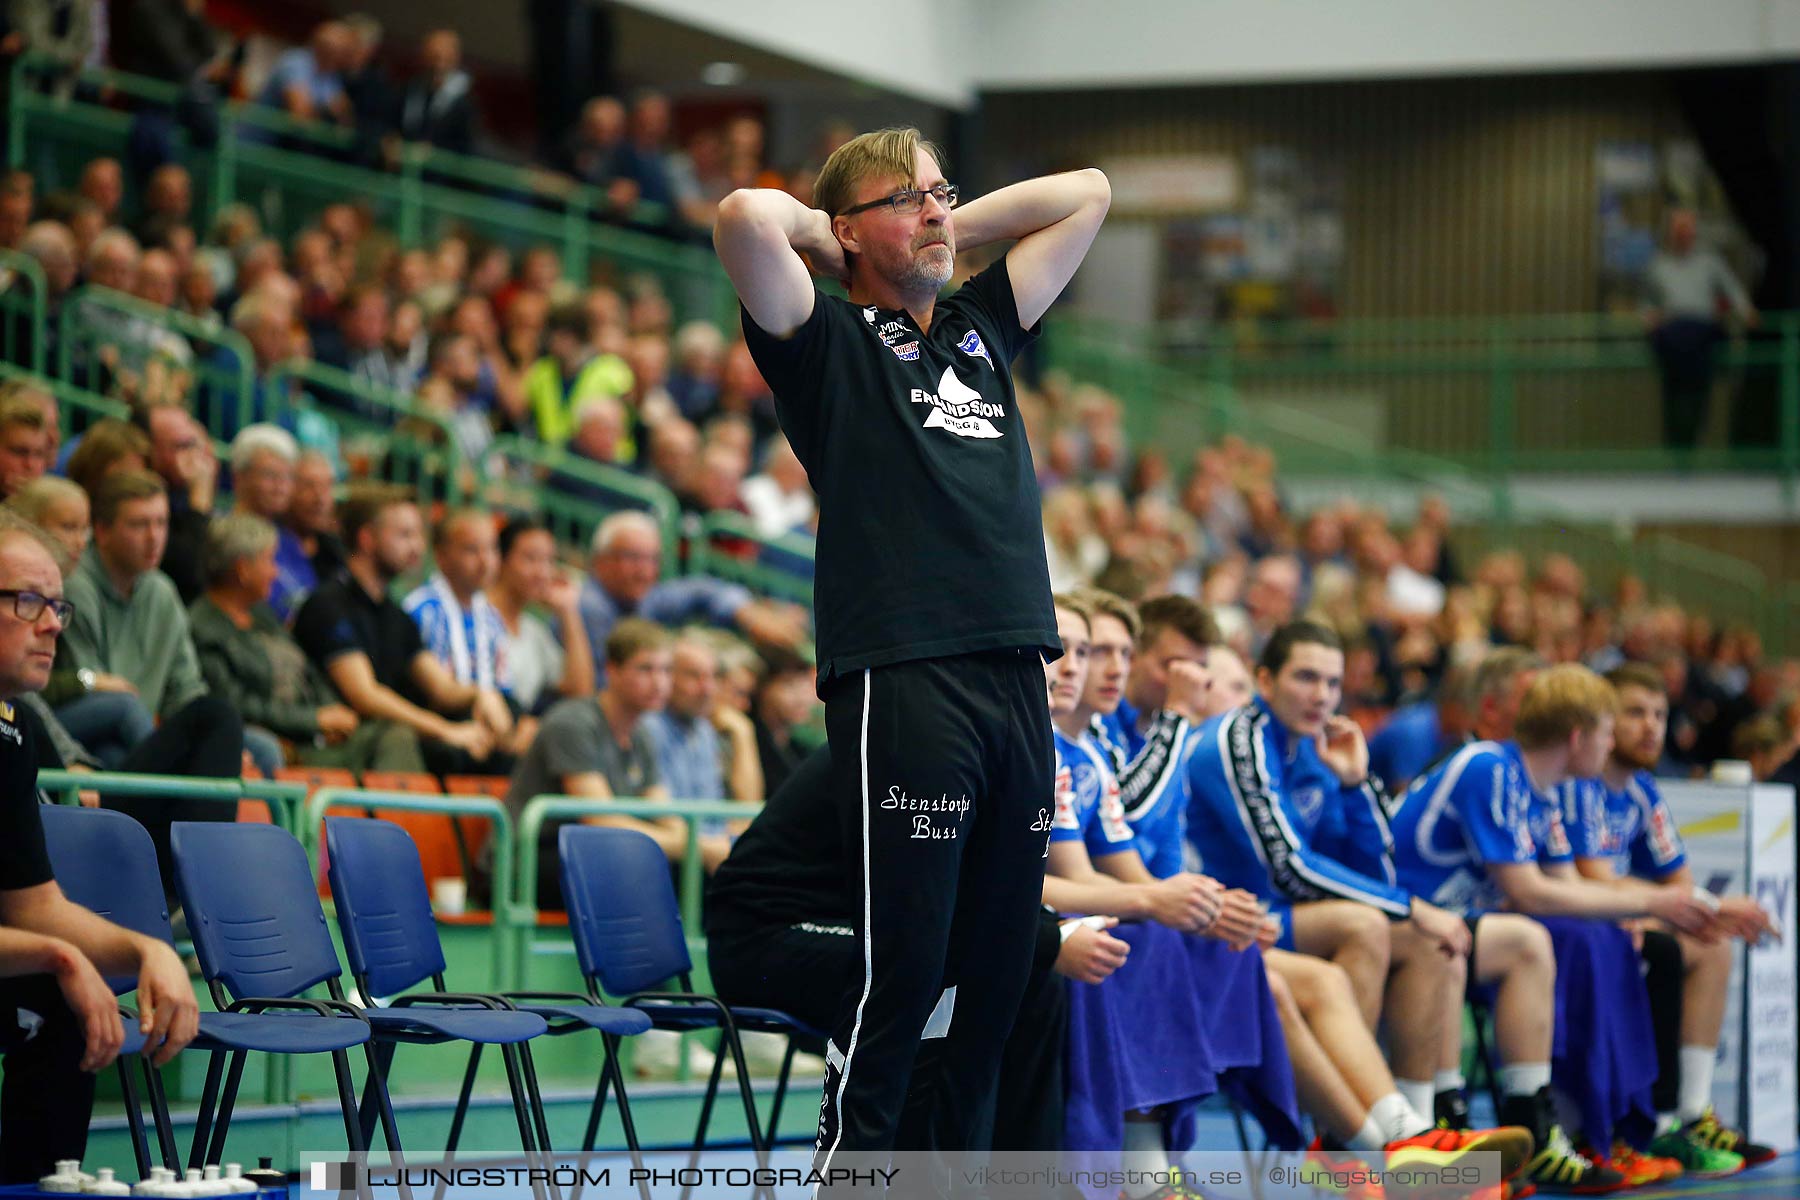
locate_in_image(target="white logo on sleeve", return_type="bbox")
[910,365,1005,439]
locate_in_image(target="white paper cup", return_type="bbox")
[431,878,468,916]
[1710,759,1753,786]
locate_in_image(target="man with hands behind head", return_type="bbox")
[0,514,197,1182]
[715,127,1110,1161]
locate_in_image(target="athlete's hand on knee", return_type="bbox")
[50,939,126,1072]
[1409,898,1472,958]
[1647,888,1716,938]
[135,941,200,1067]
[1056,918,1130,984]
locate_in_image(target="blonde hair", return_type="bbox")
[1515,664,1616,750]
[7,475,84,525]
[812,127,946,219]
[1071,586,1141,641]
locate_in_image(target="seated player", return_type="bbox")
[1184,620,1472,1127]
[1391,663,1718,1193]
[1050,596,1530,1193]
[1559,662,1777,1174]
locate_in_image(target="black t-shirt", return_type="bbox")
[292,571,425,701]
[0,698,51,890]
[707,744,1061,972]
[741,257,1059,682]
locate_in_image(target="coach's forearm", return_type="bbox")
[952,169,1110,251]
[716,188,836,258]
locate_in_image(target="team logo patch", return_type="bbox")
[891,340,920,361]
[909,365,1005,439]
[862,306,879,324]
[958,329,992,368]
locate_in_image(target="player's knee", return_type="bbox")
[1344,904,1392,964]
[1684,931,1731,972]
[1267,966,1300,1022]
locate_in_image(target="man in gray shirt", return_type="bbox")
[1644,208,1759,453]
[507,617,686,908]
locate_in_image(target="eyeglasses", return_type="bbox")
[838,183,959,218]
[0,588,73,624]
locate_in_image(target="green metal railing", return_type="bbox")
[1047,311,1800,484]
[511,795,757,987]
[488,434,682,576]
[266,358,469,505]
[691,510,815,606]
[0,248,47,374]
[7,55,737,329]
[39,769,307,835]
[304,788,513,984]
[56,284,255,436]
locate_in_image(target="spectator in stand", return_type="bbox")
[284,447,345,581]
[189,512,431,777]
[6,221,76,368]
[677,442,748,521]
[63,417,149,500]
[1644,209,1758,454]
[666,319,723,421]
[131,247,179,310]
[714,338,777,443]
[447,294,527,430]
[505,617,674,908]
[615,90,677,223]
[340,14,396,156]
[488,515,593,716]
[577,511,808,680]
[563,393,629,472]
[403,508,512,703]
[413,331,495,466]
[226,423,311,619]
[0,186,31,253]
[557,96,634,213]
[750,647,813,797]
[642,416,699,496]
[137,402,214,604]
[500,287,546,372]
[312,284,399,397]
[77,159,121,225]
[525,303,633,447]
[6,477,89,566]
[398,29,477,157]
[132,164,192,245]
[60,469,245,890]
[647,630,762,805]
[0,389,50,500]
[256,21,353,130]
[116,0,222,90]
[741,435,813,540]
[292,484,509,774]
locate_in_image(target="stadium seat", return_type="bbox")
[356,772,478,886]
[558,825,826,1164]
[166,821,401,1168]
[323,816,573,1163]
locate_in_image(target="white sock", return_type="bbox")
[1349,1111,1392,1152]
[1656,1112,1680,1136]
[1121,1115,1169,1197]
[1499,1062,1551,1100]
[1368,1092,1428,1145]
[1396,1078,1435,1124]
[1677,1045,1717,1123]
[1434,1068,1466,1094]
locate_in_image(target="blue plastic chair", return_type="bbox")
[167,820,397,1169]
[325,816,651,1170]
[39,804,185,1175]
[557,825,826,1169]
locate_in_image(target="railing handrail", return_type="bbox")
[37,769,306,835]
[0,247,47,375]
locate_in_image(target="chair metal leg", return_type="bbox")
[143,1060,180,1171]
[444,1044,483,1153]
[677,1037,729,1200]
[116,1056,153,1180]
[188,1051,226,1170]
[764,1039,799,1143]
[602,1036,650,1200]
[515,1044,561,1200]
[358,1041,399,1149]
[579,1055,610,1153]
[719,1024,777,1200]
[497,1045,548,1200]
[205,1051,249,1167]
[1470,1003,1502,1114]
[329,1049,375,1200]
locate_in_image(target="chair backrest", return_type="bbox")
[40,805,173,994]
[557,825,690,996]
[324,816,447,997]
[170,822,345,1001]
